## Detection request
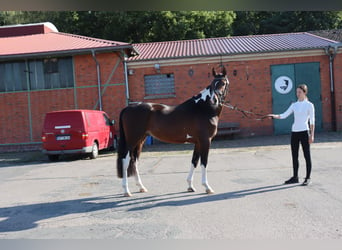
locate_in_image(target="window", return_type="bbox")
[0,57,74,93]
[44,58,59,74]
[29,57,74,90]
[103,114,112,126]
[0,61,28,92]
[144,73,175,98]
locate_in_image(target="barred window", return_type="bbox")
[144,73,175,99]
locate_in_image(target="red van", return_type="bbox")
[42,109,117,161]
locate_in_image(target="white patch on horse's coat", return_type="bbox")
[186,134,192,139]
[123,152,130,168]
[122,152,131,196]
[134,160,148,193]
[201,164,214,194]
[187,164,196,192]
[194,87,211,103]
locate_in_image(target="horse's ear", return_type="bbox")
[212,68,217,77]
[222,66,227,76]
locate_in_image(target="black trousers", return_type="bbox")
[291,131,312,179]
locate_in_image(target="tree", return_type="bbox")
[233,11,342,36]
[0,11,236,43]
[1,11,341,42]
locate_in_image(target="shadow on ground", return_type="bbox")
[0,183,299,233]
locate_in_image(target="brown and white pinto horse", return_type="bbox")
[117,67,229,197]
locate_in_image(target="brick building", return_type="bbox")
[0,22,136,151]
[127,33,342,136]
[1,22,341,152]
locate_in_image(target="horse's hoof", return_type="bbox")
[124,192,132,197]
[140,188,148,193]
[187,187,196,192]
[206,189,214,194]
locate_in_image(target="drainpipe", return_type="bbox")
[123,52,130,106]
[325,44,338,131]
[92,50,103,111]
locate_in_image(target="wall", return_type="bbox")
[0,51,126,152]
[334,48,342,131]
[1,49,341,152]
[127,52,337,137]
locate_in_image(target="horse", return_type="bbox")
[117,67,229,197]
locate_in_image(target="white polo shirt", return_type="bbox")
[279,99,315,132]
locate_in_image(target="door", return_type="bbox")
[295,63,323,133]
[271,62,322,135]
[271,64,296,134]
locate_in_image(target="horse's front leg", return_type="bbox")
[200,139,214,194]
[187,143,200,192]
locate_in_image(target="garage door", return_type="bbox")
[271,62,322,135]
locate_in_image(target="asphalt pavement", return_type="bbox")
[0,132,341,239]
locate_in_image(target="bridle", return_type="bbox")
[213,73,268,121]
[213,76,229,106]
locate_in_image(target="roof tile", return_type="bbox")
[130,32,338,61]
[0,31,133,58]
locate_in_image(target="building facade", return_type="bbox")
[0,23,136,151]
[1,23,341,152]
[127,33,342,136]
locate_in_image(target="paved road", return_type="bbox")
[0,133,341,239]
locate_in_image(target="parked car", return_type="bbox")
[42,109,117,161]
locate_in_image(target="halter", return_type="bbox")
[213,76,229,106]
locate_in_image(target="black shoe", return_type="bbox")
[284,177,299,184]
[302,178,311,186]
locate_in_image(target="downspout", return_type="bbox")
[325,45,338,131]
[123,52,130,106]
[92,50,103,111]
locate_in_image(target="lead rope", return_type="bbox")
[222,102,269,121]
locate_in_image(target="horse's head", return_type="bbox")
[210,67,229,105]
[193,66,229,106]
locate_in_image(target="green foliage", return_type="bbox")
[233,11,342,36]
[1,11,341,43]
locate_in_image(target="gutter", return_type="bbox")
[0,45,137,62]
[123,52,130,106]
[324,43,341,132]
[92,50,102,111]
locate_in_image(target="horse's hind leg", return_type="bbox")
[122,152,132,197]
[199,139,214,194]
[133,141,148,193]
[187,143,200,192]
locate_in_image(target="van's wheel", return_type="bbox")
[48,155,59,162]
[89,142,99,159]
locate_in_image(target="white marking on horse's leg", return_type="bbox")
[122,152,132,197]
[134,160,148,193]
[201,164,214,194]
[187,164,196,192]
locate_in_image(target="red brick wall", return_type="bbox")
[0,92,31,143]
[0,51,126,151]
[334,50,342,131]
[1,50,341,152]
[127,53,337,137]
[74,53,127,126]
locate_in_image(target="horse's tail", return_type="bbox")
[116,108,137,178]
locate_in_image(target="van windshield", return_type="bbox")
[44,111,84,130]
